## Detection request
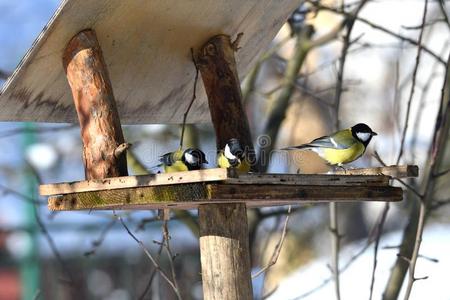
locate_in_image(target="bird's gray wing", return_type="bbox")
[282,136,351,150]
[159,152,174,166]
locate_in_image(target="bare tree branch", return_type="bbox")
[369,202,389,300]
[180,48,199,149]
[307,1,446,65]
[139,234,165,300]
[438,0,450,30]
[328,2,370,299]
[403,37,450,300]
[84,218,116,257]
[396,0,429,164]
[161,220,181,295]
[252,205,291,279]
[116,213,183,300]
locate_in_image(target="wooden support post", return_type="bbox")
[197,35,253,300]
[63,29,128,179]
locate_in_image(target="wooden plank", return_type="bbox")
[207,184,403,202]
[226,174,391,186]
[332,165,419,178]
[0,0,301,124]
[39,169,391,196]
[47,184,403,211]
[39,168,228,196]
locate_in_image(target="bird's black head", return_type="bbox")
[351,123,377,147]
[225,138,245,160]
[182,148,208,170]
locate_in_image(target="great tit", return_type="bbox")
[282,123,377,166]
[217,138,251,172]
[159,148,208,173]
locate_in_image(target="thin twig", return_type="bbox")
[307,1,445,65]
[433,167,450,178]
[252,206,292,279]
[291,216,382,300]
[136,215,159,232]
[329,2,370,298]
[371,153,422,199]
[116,213,182,299]
[84,218,117,256]
[0,184,46,205]
[396,0,429,164]
[26,163,75,285]
[438,0,450,30]
[368,202,389,300]
[403,41,450,300]
[180,48,200,149]
[139,234,165,300]
[33,205,74,284]
[161,220,181,294]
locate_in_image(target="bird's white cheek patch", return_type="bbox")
[356,132,371,142]
[224,144,237,160]
[185,153,196,164]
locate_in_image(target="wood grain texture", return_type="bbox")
[332,165,419,177]
[197,35,254,154]
[47,183,403,211]
[199,203,253,300]
[0,0,301,124]
[226,173,391,186]
[40,170,395,196]
[197,35,254,299]
[207,184,403,202]
[40,168,228,196]
[63,29,127,179]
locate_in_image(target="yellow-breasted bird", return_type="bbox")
[217,138,251,172]
[282,123,377,166]
[159,148,208,173]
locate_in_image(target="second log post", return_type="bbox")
[63,29,128,180]
[197,35,254,300]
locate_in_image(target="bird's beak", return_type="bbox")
[372,132,378,136]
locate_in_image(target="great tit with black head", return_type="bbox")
[217,138,251,173]
[160,148,208,173]
[282,123,377,166]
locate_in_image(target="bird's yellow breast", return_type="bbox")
[163,161,189,173]
[217,152,251,173]
[322,142,365,165]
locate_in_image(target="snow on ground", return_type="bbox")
[270,223,450,300]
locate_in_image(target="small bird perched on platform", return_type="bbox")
[217,138,251,172]
[282,123,377,166]
[160,148,208,173]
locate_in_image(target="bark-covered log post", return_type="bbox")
[197,34,254,300]
[63,29,128,179]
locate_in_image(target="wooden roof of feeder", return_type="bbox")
[0,0,301,124]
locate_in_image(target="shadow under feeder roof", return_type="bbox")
[0,0,302,124]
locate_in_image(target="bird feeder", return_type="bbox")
[0,1,418,299]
